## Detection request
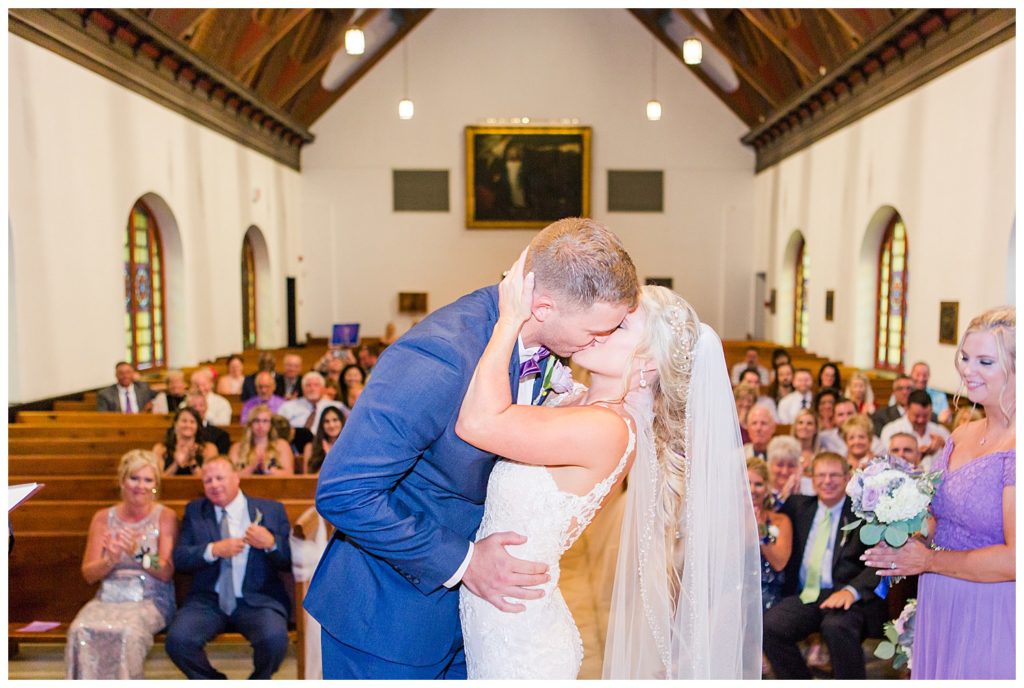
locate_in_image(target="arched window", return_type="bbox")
[124,200,167,369]
[875,217,908,370]
[241,234,257,350]
[793,237,809,347]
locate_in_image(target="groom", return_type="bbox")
[305,217,638,678]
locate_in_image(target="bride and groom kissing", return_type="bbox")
[304,218,762,679]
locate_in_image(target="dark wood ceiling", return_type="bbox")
[136,8,431,129]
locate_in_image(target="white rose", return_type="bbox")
[875,480,930,523]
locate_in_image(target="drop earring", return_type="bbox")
[639,367,647,388]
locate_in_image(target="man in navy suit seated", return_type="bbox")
[165,457,292,679]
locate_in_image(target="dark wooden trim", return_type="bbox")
[9,8,313,171]
[744,9,1015,172]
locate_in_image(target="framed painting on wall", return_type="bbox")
[465,126,591,228]
[939,301,959,344]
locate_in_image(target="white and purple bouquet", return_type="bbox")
[842,454,941,551]
[874,598,916,671]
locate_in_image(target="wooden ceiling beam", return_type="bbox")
[825,9,871,46]
[232,8,312,77]
[270,13,356,108]
[674,9,780,109]
[740,8,819,82]
[800,10,846,69]
[292,9,435,127]
[353,8,382,28]
[144,9,210,42]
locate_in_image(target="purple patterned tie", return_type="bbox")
[519,346,551,380]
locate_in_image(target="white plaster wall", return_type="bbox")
[755,39,1015,393]
[301,9,756,339]
[9,35,302,403]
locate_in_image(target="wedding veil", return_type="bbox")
[603,321,763,679]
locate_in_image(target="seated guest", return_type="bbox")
[816,362,842,394]
[241,352,277,402]
[951,405,984,431]
[279,353,305,400]
[380,321,399,346]
[770,348,791,381]
[216,354,245,396]
[880,390,951,462]
[323,377,342,403]
[165,458,293,680]
[767,362,795,404]
[898,360,952,424]
[186,392,231,455]
[304,406,346,474]
[278,372,348,431]
[777,368,815,423]
[767,436,805,503]
[357,343,381,377]
[790,408,819,483]
[818,399,885,457]
[270,413,313,460]
[732,346,770,385]
[740,367,779,421]
[66,450,178,679]
[748,457,793,611]
[154,408,219,477]
[744,404,776,460]
[97,361,155,413]
[812,388,839,431]
[315,348,356,378]
[844,371,876,415]
[240,371,286,424]
[151,369,188,415]
[339,364,367,411]
[871,374,914,435]
[734,381,758,445]
[762,452,885,680]
[228,405,295,476]
[840,414,875,470]
[190,368,232,427]
[887,431,923,468]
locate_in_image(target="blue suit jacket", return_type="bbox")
[173,494,293,619]
[306,285,531,666]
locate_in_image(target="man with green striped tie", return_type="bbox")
[762,452,887,679]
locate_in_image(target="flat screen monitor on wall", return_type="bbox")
[331,323,360,347]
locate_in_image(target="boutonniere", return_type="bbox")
[533,356,574,404]
[839,520,850,548]
[253,508,264,527]
[758,522,780,545]
[135,545,161,571]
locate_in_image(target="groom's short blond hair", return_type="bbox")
[525,217,638,309]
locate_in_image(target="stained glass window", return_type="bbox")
[793,237,809,347]
[124,201,166,370]
[875,218,908,371]
[242,235,257,350]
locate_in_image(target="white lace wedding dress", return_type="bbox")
[459,389,635,679]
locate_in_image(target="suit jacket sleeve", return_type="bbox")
[315,334,473,594]
[96,388,117,412]
[173,501,217,574]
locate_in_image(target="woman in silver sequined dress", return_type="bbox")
[65,450,179,679]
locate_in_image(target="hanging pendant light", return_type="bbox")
[398,41,413,119]
[683,37,703,65]
[646,38,661,121]
[344,27,365,55]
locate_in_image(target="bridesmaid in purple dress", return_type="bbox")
[864,307,1015,679]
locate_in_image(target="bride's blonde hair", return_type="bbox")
[633,285,701,529]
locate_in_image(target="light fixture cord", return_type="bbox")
[651,38,657,98]
[403,40,409,99]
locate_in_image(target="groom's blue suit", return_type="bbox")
[305,285,539,678]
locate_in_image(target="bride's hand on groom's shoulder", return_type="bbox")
[461,531,550,613]
[498,249,534,327]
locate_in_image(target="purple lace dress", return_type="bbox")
[912,438,1015,679]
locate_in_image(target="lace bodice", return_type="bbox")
[931,438,1015,551]
[460,384,635,679]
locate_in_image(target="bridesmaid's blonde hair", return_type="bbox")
[953,306,1016,420]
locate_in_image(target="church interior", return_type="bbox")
[7,8,1016,680]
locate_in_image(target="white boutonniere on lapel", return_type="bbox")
[533,356,574,405]
[253,508,264,527]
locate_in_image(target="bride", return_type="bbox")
[456,255,762,679]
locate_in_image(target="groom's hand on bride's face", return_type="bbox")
[462,531,550,613]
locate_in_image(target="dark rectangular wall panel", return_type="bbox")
[393,170,450,211]
[607,170,664,212]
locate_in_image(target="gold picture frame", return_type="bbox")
[465,125,591,229]
[939,301,959,345]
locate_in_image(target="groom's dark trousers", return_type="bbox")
[305,286,540,678]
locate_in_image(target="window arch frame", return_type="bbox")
[874,216,909,371]
[124,199,168,370]
[793,236,809,348]
[241,233,258,350]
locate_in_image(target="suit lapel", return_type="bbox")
[832,499,853,569]
[509,340,520,403]
[203,499,220,544]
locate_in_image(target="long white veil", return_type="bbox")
[603,322,763,679]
